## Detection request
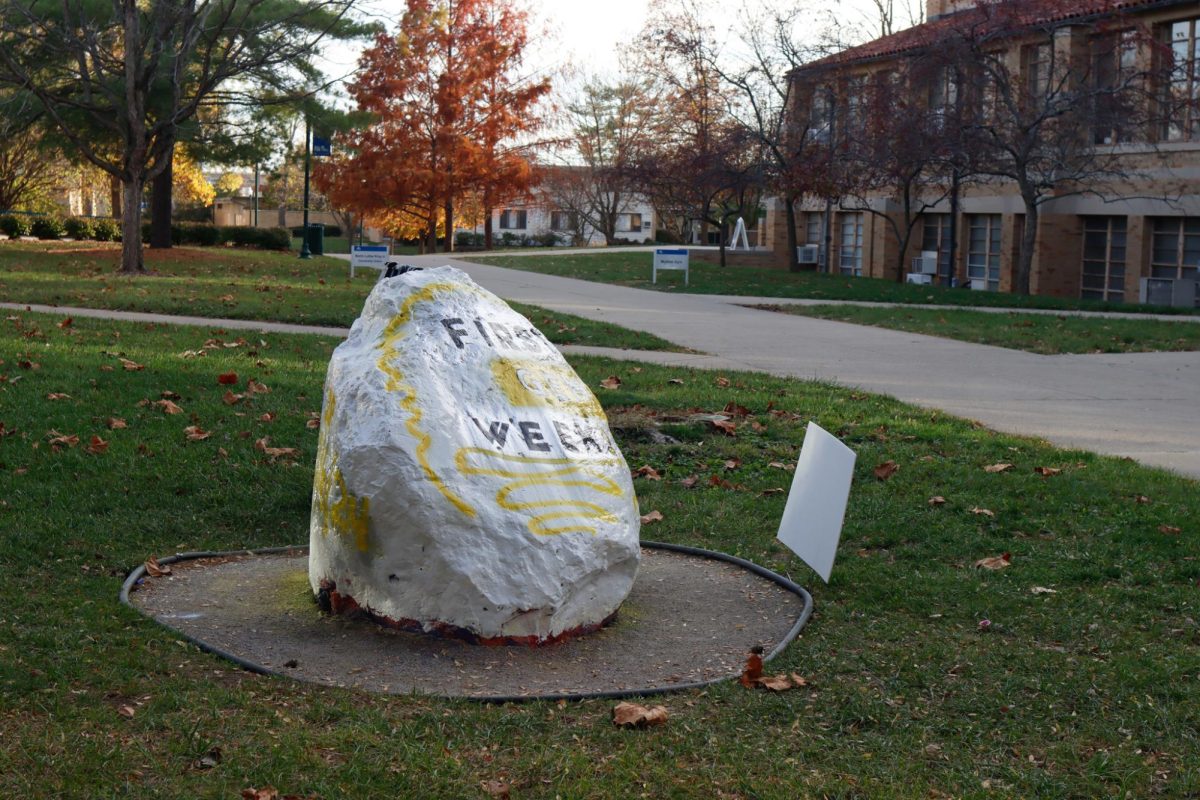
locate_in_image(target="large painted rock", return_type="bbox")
[308,266,640,644]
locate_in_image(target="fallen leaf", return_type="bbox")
[640,510,663,524]
[974,553,1012,570]
[46,392,71,401]
[723,402,750,417]
[715,376,730,387]
[222,390,244,405]
[258,412,276,423]
[184,426,211,441]
[106,417,127,430]
[1134,495,1151,504]
[118,358,144,371]
[761,487,786,496]
[635,465,662,480]
[117,705,136,719]
[667,378,684,385]
[57,317,72,329]
[928,496,947,506]
[306,418,320,429]
[155,399,183,415]
[1033,466,1062,476]
[192,747,222,770]
[757,675,795,691]
[873,460,899,480]
[984,463,1014,473]
[481,780,510,798]
[970,507,995,517]
[240,789,279,800]
[739,652,764,687]
[709,419,737,436]
[599,376,622,390]
[145,558,172,577]
[680,474,699,488]
[768,461,794,471]
[217,372,239,385]
[246,378,270,394]
[254,437,299,460]
[160,390,181,400]
[612,702,668,728]
[1030,586,1057,595]
[723,458,741,470]
[1158,524,1181,535]
[47,432,79,448]
[86,435,109,455]
[790,672,808,687]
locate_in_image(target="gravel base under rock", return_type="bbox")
[129,546,808,699]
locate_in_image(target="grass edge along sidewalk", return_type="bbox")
[753,303,1200,355]
[464,250,1200,316]
[1,310,1197,798]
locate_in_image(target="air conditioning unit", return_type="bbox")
[796,244,820,264]
[912,251,938,275]
[1139,277,1197,307]
[906,273,932,285]
[969,278,989,291]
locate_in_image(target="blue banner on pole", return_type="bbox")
[312,136,332,157]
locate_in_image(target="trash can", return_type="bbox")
[306,223,324,256]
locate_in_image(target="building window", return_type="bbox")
[843,76,866,135]
[550,210,576,232]
[805,213,822,244]
[499,209,527,230]
[615,213,642,233]
[1081,216,1126,302]
[838,212,863,276]
[928,66,959,129]
[921,214,953,276]
[1092,30,1139,145]
[1150,217,1200,281]
[967,214,1001,291]
[809,85,833,142]
[1162,17,1200,141]
[1023,42,1052,103]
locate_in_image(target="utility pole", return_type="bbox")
[299,117,312,259]
[253,163,259,228]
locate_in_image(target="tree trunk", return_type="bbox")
[149,147,173,249]
[1016,201,1038,296]
[110,175,122,219]
[119,177,145,274]
[484,208,494,250]
[784,197,800,273]
[444,196,454,253]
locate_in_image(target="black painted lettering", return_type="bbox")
[472,318,494,347]
[470,417,509,448]
[553,420,579,452]
[518,421,552,452]
[576,421,604,453]
[440,318,469,349]
[488,321,516,348]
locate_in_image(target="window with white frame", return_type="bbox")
[615,213,643,233]
[1150,217,1200,282]
[838,212,863,276]
[921,214,953,277]
[1081,216,1127,302]
[550,210,576,232]
[967,214,1001,291]
[1162,17,1200,141]
[498,209,527,229]
[805,213,822,244]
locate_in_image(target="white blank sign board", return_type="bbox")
[776,422,856,583]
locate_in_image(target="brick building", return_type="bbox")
[767,0,1200,304]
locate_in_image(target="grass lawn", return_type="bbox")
[1,311,1197,798]
[755,304,1200,355]
[464,251,1200,315]
[0,241,681,352]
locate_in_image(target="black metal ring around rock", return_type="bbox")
[120,541,813,702]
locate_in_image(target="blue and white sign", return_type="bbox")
[312,136,332,157]
[350,244,390,278]
[652,248,689,286]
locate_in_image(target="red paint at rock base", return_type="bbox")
[315,580,618,647]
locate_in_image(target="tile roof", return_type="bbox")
[801,0,1186,69]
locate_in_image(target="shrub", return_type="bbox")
[91,218,120,242]
[64,217,97,240]
[255,227,291,250]
[455,231,484,248]
[182,224,222,247]
[654,229,683,245]
[535,231,560,248]
[0,214,31,238]
[31,216,66,240]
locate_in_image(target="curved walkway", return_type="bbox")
[6,256,1198,479]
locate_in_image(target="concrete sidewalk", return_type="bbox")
[7,257,1198,479]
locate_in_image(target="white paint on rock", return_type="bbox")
[308,266,640,641]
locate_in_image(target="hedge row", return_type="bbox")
[0,214,290,251]
[290,224,343,238]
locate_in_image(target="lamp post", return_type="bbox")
[299,117,312,259]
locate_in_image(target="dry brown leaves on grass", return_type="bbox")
[709,418,737,436]
[1159,524,1182,535]
[155,399,183,415]
[739,651,807,692]
[144,557,171,577]
[928,496,947,506]
[184,426,210,441]
[217,371,238,385]
[612,702,668,728]
[106,417,127,429]
[599,376,622,390]
[1034,466,1062,476]
[255,437,299,461]
[873,460,899,480]
[984,463,1014,473]
[118,357,144,371]
[640,510,663,525]
[85,435,108,454]
[971,507,995,517]
[974,553,1012,570]
[635,465,662,480]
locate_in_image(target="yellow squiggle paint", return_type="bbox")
[313,388,372,551]
[375,282,483,518]
[455,448,624,536]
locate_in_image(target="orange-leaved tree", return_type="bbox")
[317,0,549,253]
